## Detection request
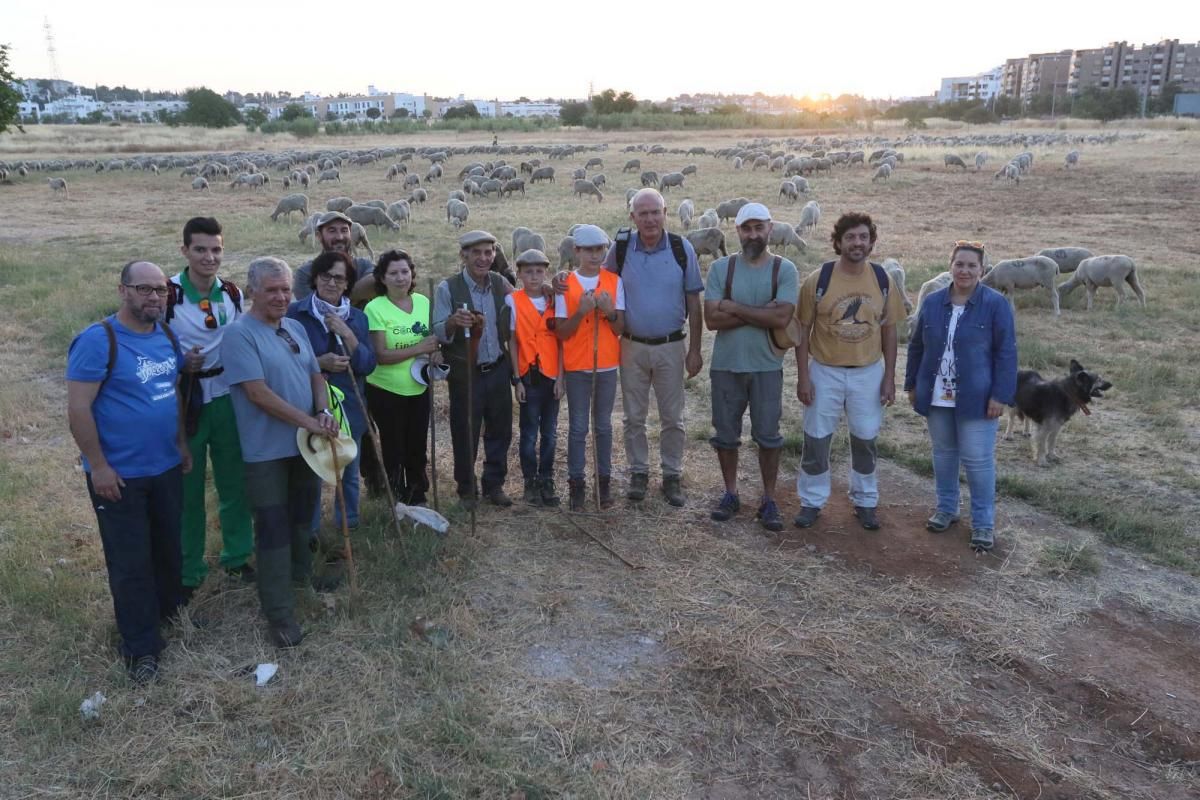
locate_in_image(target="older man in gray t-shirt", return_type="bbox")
[602,188,704,507]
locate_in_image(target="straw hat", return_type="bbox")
[296,429,359,483]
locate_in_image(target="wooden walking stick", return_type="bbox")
[334,333,406,540]
[590,306,602,513]
[461,302,477,537]
[427,278,440,512]
[329,443,358,595]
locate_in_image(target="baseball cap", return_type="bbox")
[734,202,771,226]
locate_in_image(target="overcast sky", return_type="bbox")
[5,1,1197,100]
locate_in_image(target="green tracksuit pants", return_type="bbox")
[181,394,254,588]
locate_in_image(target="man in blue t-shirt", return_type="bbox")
[67,261,189,685]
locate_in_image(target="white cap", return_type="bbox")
[571,224,609,247]
[734,202,771,226]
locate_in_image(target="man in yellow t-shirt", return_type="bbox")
[793,212,906,531]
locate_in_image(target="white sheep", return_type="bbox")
[387,200,411,225]
[678,198,695,230]
[557,235,577,269]
[994,163,1020,184]
[981,256,1061,316]
[446,199,470,229]
[317,168,341,183]
[778,180,799,203]
[696,209,719,230]
[345,204,401,231]
[904,271,952,340]
[685,227,726,260]
[797,200,821,236]
[766,222,807,257]
[1036,247,1094,274]
[326,197,355,213]
[881,258,912,313]
[513,228,546,254]
[530,166,555,184]
[1064,150,1080,169]
[48,177,68,199]
[573,179,603,203]
[351,222,375,260]
[1057,255,1145,310]
[192,177,209,191]
[271,193,309,222]
[871,163,892,182]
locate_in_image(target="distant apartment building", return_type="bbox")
[998,51,1071,103]
[936,66,1002,103]
[499,101,561,117]
[1069,39,1200,98]
[268,90,427,120]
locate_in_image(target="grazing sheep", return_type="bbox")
[766,222,807,257]
[779,180,800,202]
[513,228,546,254]
[974,152,988,171]
[733,157,743,169]
[903,271,953,340]
[47,177,68,199]
[491,165,517,181]
[298,172,310,188]
[180,166,200,178]
[696,209,719,230]
[530,166,555,184]
[625,188,637,206]
[351,223,375,260]
[791,177,810,195]
[502,178,526,197]
[590,173,606,188]
[557,235,577,269]
[409,188,429,204]
[573,179,604,203]
[386,164,407,181]
[1058,255,1145,310]
[511,227,533,255]
[678,198,695,230]
[326,197,355,213]
[681,163,698,176]
[769,156,785,172]
[271,193,309,222]
[363,200,388,211]
[994,163,1020,184]
[282,177,292,190]
[404,173,421,189]
[716,197,750,224]
[446,199,470,229]
[426,164,443,182]
[149,164,159,175]
[685,227,727,260]
[982,256,1061,316]
[797,200,821,236]
[298,214,321,248]
[623,158,641,172]
[1064,150,1080,169]
[1037,247,1094,274]
[752,155,770,170]
[387,200,412,225]
[639,170,659,187]
[585,157,603,170]
[448,189,467,203]
[479,179,504,198]
[346,204,401,231]
[872,163,893,182]
[881,258,912,313]
[192,177,210,191]
[658,172,685,192]
[317,168,341,183]
[944,154,967,170]
[571,167,587,180]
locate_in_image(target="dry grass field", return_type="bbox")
[1,124,1198,799]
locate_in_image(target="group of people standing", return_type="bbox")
[67,187,1017,683]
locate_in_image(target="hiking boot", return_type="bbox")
[569,479,586,512]
[662,476,685,507]
[598,476,614,509]
[523,478,542,507]
[970,529,995,552]
[854,505,881,531]
[486,487,514,508]
[710,491,740,522]
[926,511,960,533]
[226,563,256,583]
[756,498,784,533]
[539,478,561,507]
[127,654,160,685]
[269,618,305,648]
[793,506,821,528]
[627,472,649,502]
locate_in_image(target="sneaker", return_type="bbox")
[970,529,995,552]
[568,479,586,512]
[710,491,741,522]
[226,564,256,583]
[926,511,960,533]
[127,654,160,685]
[793,506,821,528]
[598,476,614,509]
[756,498,784,533]
[661,476,685,507]
[854,505,881,531]
[523,478,542,506]
[539,478,561,507]
[627,472,649,502]
[486,487,514,508]
[269,619,305,648]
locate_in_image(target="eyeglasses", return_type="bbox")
[953,240,985,251]
[198,297,217,329]
[123,283,169,297]
[317,272,348,286]
[275,327,301,354]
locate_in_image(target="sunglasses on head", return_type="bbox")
[275,326,301,354]
[954,240,985,251]
[198,297,217,329]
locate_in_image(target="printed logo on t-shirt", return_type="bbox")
[390,320,427,341]
[136,354,178,384]
[827,293,878,343]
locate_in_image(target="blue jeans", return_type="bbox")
[518,372,559,480]
[566,369,617,481]
[311,432,363,532]
[927,407,999,529]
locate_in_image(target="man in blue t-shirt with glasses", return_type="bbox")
[67,260,189,685]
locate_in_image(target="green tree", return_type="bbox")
[279,103,308,121]
[559,101,589,125]
[243,107,268,128]
[962,105,999,124]
[392,107,410,118]
[1152,81,1183,114]
[181,87,241,127]
[421,109,433,119]
[0,44,24,134]
[366,106,381,120]
[443,102,479,120]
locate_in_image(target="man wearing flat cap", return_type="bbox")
[292,212,376,304]
[432,230,516,508]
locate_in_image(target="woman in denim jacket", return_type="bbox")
[904,242,1017,552]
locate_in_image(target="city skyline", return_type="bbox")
[5,1,1197,101]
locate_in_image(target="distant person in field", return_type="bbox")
[221,257,341,648]
[292,212,375,304]
[703,203,798,533]
[67,260,188,685]
[792,212,906,532]
[168,217,255,606]
[432,230,516,509]
[604,188,704,507]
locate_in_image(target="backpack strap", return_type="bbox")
[723,255,737,301]
[160,321,180,356]
[771,256,782,299]
[814,261,836,303]
[165,282,184,323]
[869,261,890,304]
[667,232,688,271]
[222,278,243,312]
[614,227,632,276]
[100,319,118,388]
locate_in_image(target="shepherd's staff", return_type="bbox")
[329,443,358,595]
[461,302,477,537]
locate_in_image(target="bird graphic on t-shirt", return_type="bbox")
[836,297,868,325]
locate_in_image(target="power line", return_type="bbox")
[44,17,62,82]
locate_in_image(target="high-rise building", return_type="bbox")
[936,66,1003,103]
[1066,40,1200,98]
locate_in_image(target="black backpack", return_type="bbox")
[814,260,890,305]
[613,227,688,275]
[165,277,243,324]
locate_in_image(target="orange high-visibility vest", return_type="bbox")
[562,271,621,372]
[512,291,559,378]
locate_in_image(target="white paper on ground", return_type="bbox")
[79,691,106,719]
[254,663,279,686]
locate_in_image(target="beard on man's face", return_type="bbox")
[741,237,766,260]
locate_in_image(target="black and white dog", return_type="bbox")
[1004,359,1113,466]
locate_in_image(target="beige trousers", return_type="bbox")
[619,337,687,478]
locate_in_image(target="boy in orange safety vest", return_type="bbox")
[555,225,626,511]
[507,249,564,507]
